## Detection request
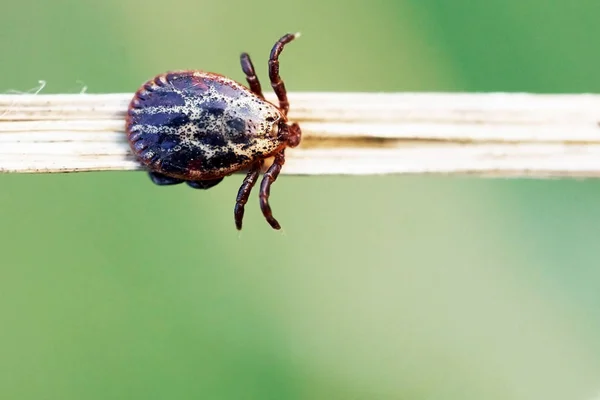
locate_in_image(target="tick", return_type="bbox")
[126,33,301,230]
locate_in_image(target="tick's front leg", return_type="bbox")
[259,151,286,230]
[268,33,298,116]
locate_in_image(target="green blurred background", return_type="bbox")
[2,0,600,399]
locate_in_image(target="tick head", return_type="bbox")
[276,120,302,148]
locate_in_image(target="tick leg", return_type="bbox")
[234,161,263,230]
[259,151,286,230]
[148,171,184,186]
[240,53,264,98]
[268,33,298,116]
[186,178,224,190]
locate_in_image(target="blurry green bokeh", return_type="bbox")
[2,1,600,399]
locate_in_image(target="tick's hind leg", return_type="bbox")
[186,178,223,189]
[149,171,184,186]
[240,53,263,98]
[234,161,263,230]
[259,151,286,230]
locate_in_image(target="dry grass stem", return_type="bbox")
[1,92,600,177]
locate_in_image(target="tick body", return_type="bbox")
[126,33,301,230]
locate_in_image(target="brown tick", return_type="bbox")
[126,33,301,230]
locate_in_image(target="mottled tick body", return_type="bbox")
[126,33,301,230]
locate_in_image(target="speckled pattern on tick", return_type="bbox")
[126,33,301,230]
